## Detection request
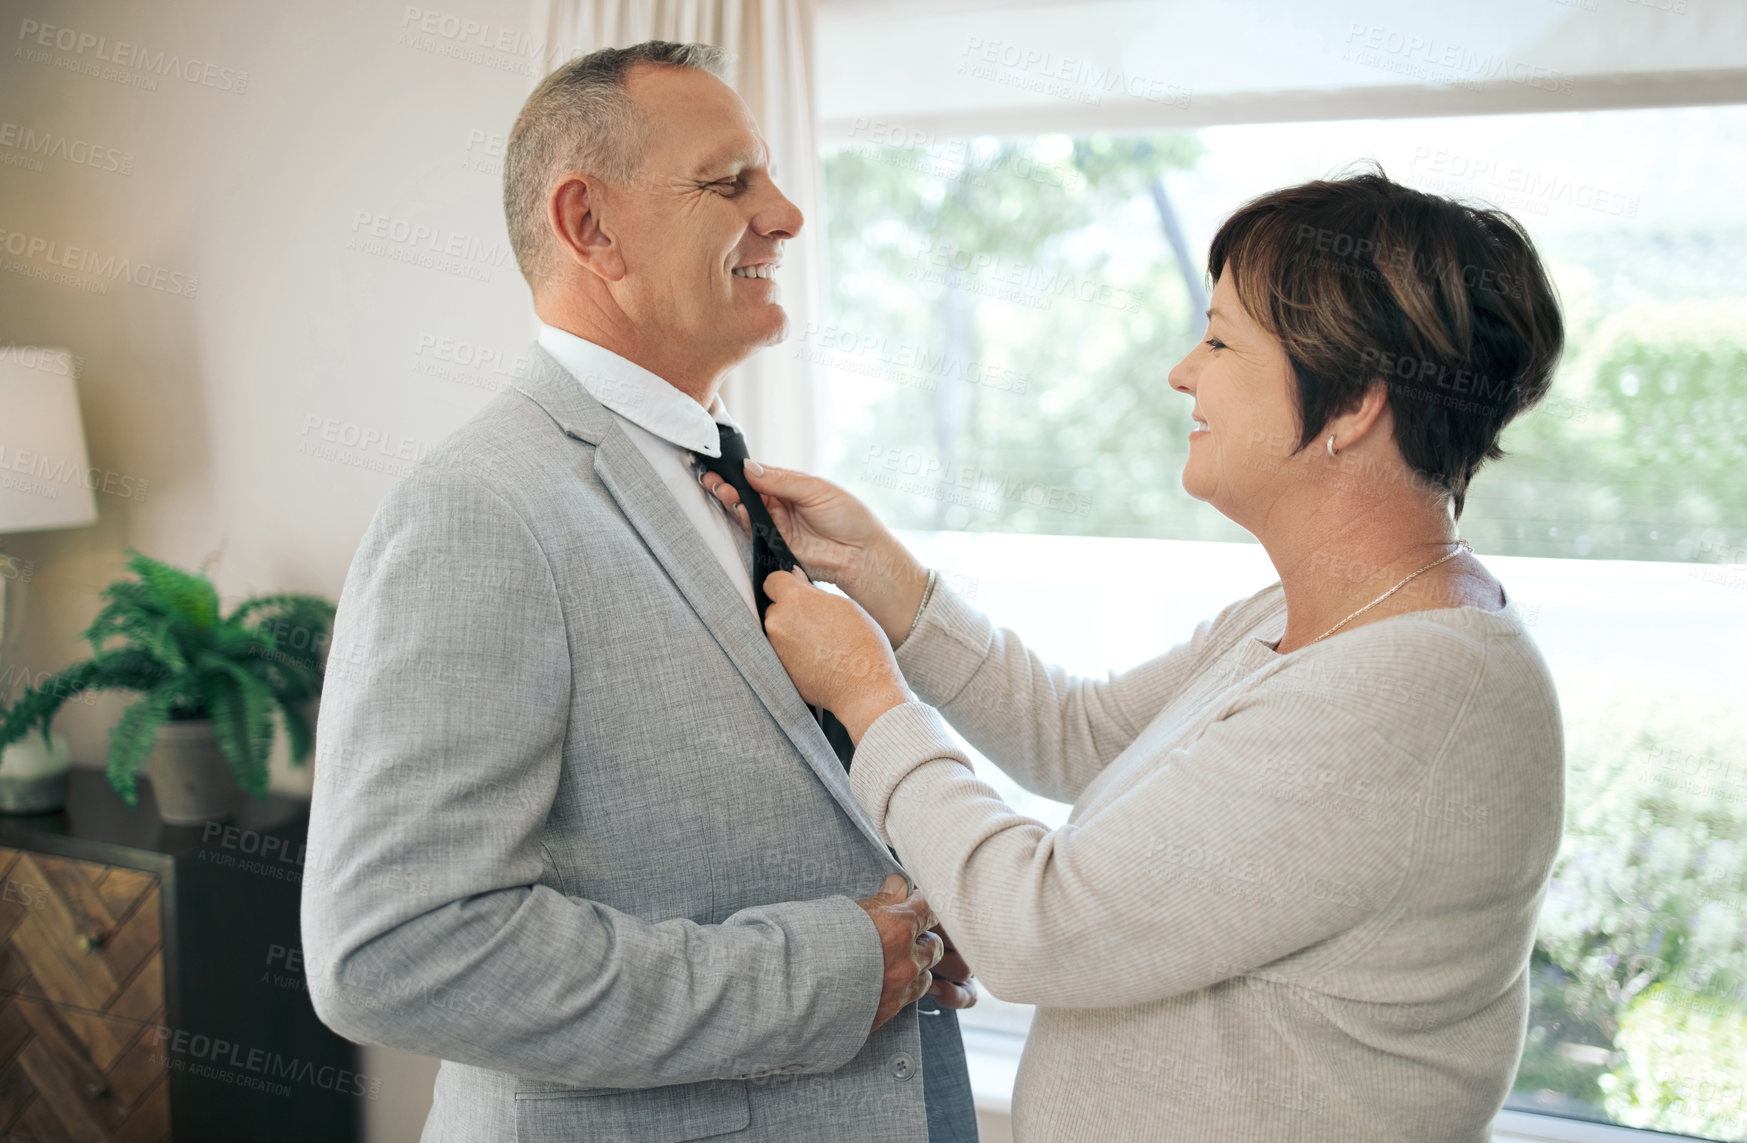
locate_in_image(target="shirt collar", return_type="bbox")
[536,322,737,457]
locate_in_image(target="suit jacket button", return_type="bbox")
[889,1052,917,1081]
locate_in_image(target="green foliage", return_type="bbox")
[1466,302,1747,562]
[0,552,334,805]
[1514,670,1747,1128]
[1067,135,1206,195]
[1537,671,1747,1030]
[1513,952,1611,1112]
[821,133,1242,540]
[821,137,1747,562]
[1601,985,1747,1141]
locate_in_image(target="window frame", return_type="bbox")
[818,69,1747,140]
[814,71,1747,1143]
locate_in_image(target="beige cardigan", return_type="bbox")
[851,578,1564,1142]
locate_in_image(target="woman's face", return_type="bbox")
[1168,271,1306,527]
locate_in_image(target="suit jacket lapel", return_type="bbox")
[511,347,895,860]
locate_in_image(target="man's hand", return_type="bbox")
[855,874,944,1033]
[926,925,979,1010]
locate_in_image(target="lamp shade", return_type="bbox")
[0,347,98,534]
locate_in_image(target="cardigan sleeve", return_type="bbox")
[849,683,1432,1008]
[892,577,1278,803]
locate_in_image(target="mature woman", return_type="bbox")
[709,171,1565,1141]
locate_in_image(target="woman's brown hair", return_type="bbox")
[1206,165,1564,518]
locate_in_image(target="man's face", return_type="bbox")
[604,65,802,368]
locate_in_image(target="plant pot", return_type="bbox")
[144,720,238,824]
[0,731,72,815]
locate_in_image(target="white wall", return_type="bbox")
[2,0,549,1136]
[1,0,544,781]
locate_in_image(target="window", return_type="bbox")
[815,104,1747,1139]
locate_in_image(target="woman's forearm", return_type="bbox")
[895,585,1205,804]
[852,698,1417,1010]
[838,534,930,647]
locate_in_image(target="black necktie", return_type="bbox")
[696,424,856,770]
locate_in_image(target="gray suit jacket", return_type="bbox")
[301,346,964,1141]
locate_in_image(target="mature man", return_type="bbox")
[301,41,979,1142]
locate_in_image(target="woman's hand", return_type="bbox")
[762,569,912,742]
[701,463,930,645]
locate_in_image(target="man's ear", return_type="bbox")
[549,175,625,282]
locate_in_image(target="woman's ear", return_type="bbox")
[1329,377,1391,451]
[549,175,625,282]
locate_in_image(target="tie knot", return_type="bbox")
[694,423,748,482]
[715,422,748,463]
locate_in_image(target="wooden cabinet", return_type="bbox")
[0,771,360,1143]
[0,849,169,1142]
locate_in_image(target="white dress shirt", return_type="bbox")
[536,323,757,615]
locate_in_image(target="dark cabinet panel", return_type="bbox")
[0,772,360,1143]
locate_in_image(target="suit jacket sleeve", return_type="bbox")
[300,466,883,1088]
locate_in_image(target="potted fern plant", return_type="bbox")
[0,552,334,823]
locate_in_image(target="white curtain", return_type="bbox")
[529,0,826,471]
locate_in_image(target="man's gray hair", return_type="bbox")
[504,41,729,285]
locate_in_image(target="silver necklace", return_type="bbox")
[1311,540,1472,644]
